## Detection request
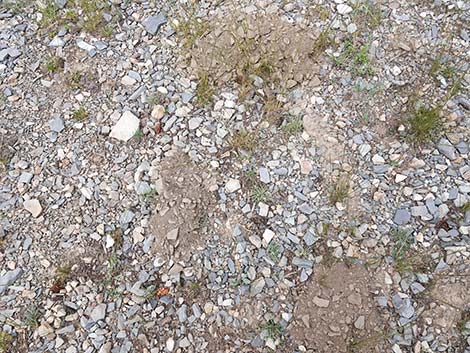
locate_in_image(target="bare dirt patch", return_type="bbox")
[290,262,388,352]
[150,150,217,261]
[419,263,470,349]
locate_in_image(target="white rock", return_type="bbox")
[121,76,136,86]
[110,111,140,142]
[166,337,175,352]
[225,178,241,193]
[337,3,353,14]
[90,303,107,322]
[151,105,165,120]
[166,228,179,241]
[188,117,203,130]
[23,199,42,217]
[80,187,93,200]
[262,229,275,244]
[372,154,385,164]
[395,174,407,183]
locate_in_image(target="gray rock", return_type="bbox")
[411,205,429,217]
[394,209,411,225]
[188,117,203,130]
[292,257,313,268]
[19,172,33,184]
[49,116,64,133]
[437,138,457,160]
[298,203,314,215]
[392,294,414,319]
[0,268,22,294]
[259,167,270,183]
[142,13,167,35]
[90,303,107,322]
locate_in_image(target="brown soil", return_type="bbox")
[150,150,217,261]
[290,262,389,353]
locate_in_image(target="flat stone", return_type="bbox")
[292,257,313,268]
[90,303,107,322]
[110,111,140,142]
[259,167,270,183]
[312,296,330,308]
[0,268,22,294]
[262,229,275,244]
[437,138,457,160]
[19,172,33,184]
[337,3,353,14]
[49,116,64,132]
[394,208,410,225]
[298,203,314,215]
[23,199,42,217]
[354,316,365,330]
[188,117,203,130]
[250,278,265,296]
[142,13,167,35]
[166,228,179,241]
[225,178,241,193]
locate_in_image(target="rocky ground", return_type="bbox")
[1,0,469,352]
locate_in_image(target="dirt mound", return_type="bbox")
[290,262,388,352]
[179,6,322,90]
[150,150,217,261]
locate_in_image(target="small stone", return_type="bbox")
[0,268,22,294]
[142,13,167,35]
[19,172,33,184]
[90,303,107,322]
[298,203,314,215]
[437,138,457,160]
[110,111,140,142]
[188,117,203,130]
[166,228,179,241]
[354,316,365,330]
[49,116,64,132]
[337,3,353,14]
[151,105,165,120]
[312,296,330,308]
[166,337,175,352]
[394,209,410,225]
[259,167,270,183]
[250,278,265,296]
[262,229,275,244]
[121,76,136,86]
[300,159,313,174]
[23,199,42,217]
[395,174,407,183]
[225,178,241,193]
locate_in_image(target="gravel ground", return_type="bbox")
[1,0,469,352]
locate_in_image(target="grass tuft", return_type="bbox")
[72,107,89,121]
[329,177,350,204]
[252,185,271,204]
[0,331,13,353]
[281,117,303,135]
[407,106,442,144]
[195,73,215,106]
[230,129,257,153]
[262,319,283,339]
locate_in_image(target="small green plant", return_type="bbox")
[39,0,59,27]
[45,56,63,73]
[353,0,382,30]
[329,177,350,204]
[333,41,374,76]
[462,202,470,213]
[407,106,442,144]
[142,188,157,202]
[230,129,257,152]
[24,305,40,329]
[281,117,303,135]
[143,285,156,299]
[390,228,414,272]
[267,241,281,262]
[72,107,89,121]
[262,319,282,340]
[0,331,13,353]
[252,185,270,204]
[174,6,210,49]
[195,73,214,106]
[133,129,143,140]
[67,71,82,89]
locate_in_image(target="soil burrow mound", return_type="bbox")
[150,150,217,261]
[290,262,388,352]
